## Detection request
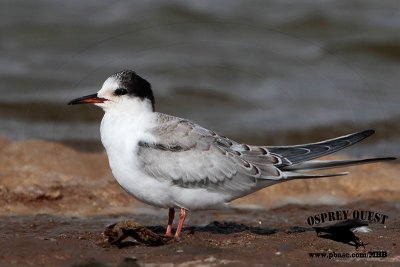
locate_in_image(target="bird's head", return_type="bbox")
[68,70,155,112]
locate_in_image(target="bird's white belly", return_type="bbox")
[100,112,230,210]
[108,151,172,207]
[106,148,230,209]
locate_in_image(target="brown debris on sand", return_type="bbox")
[102,220,174,247]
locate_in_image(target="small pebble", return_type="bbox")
[275,251,281,255]
[123,256,137,262]
[176,249,184,253]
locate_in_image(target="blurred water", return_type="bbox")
[0,0,399,155]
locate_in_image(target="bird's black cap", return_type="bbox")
[113,70,155,111]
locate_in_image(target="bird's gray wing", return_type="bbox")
[137,114,282,193]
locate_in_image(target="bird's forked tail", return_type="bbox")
[264,130,396,179]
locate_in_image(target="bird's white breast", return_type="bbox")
[100,103,173,207]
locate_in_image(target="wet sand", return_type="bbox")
[0,138,399,266]
[1,202,399,267]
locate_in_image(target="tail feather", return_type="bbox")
[259,129,396,181]
[282,157,396,172]
[283,171,348,180]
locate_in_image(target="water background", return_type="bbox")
[1,0,399,156]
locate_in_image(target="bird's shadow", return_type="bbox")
[186,221,282,235]
[147,221,304,236]
[312,219,369,249]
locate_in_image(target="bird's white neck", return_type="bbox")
[100,99,157,160]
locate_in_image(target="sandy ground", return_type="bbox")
[1,201,399,267]
[0,138,399,266]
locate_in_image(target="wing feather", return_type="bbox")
[137,114,282,193]
[264,130,375,166]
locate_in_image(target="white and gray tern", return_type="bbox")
[68,70,396,238]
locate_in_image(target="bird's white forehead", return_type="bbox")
[98,77,119,94]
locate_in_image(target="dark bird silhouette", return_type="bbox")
[313,219,369,249]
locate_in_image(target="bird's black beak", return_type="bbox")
[68,94,108,105]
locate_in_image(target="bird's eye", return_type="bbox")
[114,88,128,96]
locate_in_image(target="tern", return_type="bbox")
[68,70,396,238]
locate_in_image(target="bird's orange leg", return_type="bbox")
[175,208,187,238]
[165,208,175,236]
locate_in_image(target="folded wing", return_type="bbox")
[137,114,282,193]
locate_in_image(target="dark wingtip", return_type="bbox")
[362,129,375,137]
